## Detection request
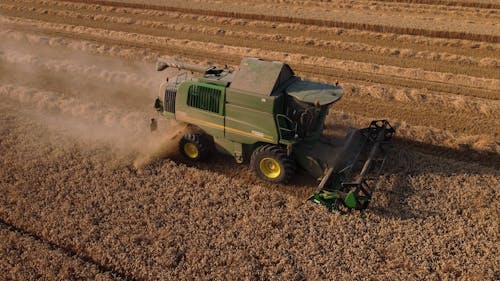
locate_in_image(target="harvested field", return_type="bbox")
[0,0,499,280]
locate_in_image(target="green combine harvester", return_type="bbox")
[153,57,395,212]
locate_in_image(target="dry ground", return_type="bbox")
[0,0,499,280]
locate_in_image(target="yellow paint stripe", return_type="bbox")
[179,115,274,142]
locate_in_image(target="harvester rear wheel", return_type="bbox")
[179,133,211,161]
[251,145,295,183]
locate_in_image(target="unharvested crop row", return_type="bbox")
[216,0,500,20]
[156,0,500,10]
[116,0,500,9]
[361,0,500,9]
[4,3,497,69]
[16,0,499,56]
[341,82,498,117]
[3,16,497,93]
[329,103,499,153]
[61,0,500,42]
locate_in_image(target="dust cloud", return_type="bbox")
[0,34,183,168]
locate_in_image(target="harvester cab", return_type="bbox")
[153,57,395,212]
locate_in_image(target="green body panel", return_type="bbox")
[213,137,244,163]
[226,88,277,113]
[344,192,357,208]
[225,104,278,144]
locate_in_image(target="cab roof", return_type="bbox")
[229,58,294,96]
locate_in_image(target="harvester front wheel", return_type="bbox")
[179,133,211,161]
[251,145,295,183]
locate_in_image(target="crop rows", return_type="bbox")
[61,0,499,42]
[3,2,498,70]
[358,0,500,9]
[9,0,500,58]
[1,0,499,279]
[1,20,498,159]
[1,38,497,164]
[2,16,497,92]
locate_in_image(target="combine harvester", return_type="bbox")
[153,57,395,212]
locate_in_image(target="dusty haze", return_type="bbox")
[0,0,499,280]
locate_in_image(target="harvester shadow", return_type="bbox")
[326,123,499,219]
[171,152,319,200]
[367,141,498,220]
[325,123,500,169]
[370,173,439,220]
[157,122,497,219]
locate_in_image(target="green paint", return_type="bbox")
[344,191,357,209]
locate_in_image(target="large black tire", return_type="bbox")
[179,133,211,161]
[250,145,296,183]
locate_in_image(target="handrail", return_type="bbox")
[275,114,297,140]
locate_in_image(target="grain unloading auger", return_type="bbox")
[153,57,395,212]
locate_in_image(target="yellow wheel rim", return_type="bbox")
[259,157,281,179]
[184,143,199,158]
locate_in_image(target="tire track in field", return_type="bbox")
[58,0,500,43]
[0,219,134,281]
[3,2,498,69]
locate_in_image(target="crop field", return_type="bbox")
[0,0,498,280]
